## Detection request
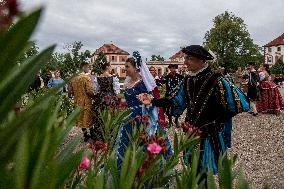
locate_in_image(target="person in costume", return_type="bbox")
[68,62,97,142]
[138,45,249,174]
[88,61,121,142]
[47,70,64,93]
[247,62,260,116]
[160,64,184,127]
[114,51,173,170]
[235,66,243,88]
[149,66,166,126]
[93,61,120,109]
[257,64,284,114]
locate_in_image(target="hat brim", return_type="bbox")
[181,48,214,61]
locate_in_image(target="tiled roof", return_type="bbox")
[169,50,185,59]
[264,33,284,47]
[94,44,129,55]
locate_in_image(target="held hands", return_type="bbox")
[137,93,152,105]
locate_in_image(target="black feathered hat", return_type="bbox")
[181,45,214,61]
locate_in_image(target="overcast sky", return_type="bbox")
[20,0,284,60]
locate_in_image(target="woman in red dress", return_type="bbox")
[257,65,284,114]
[149,66,167,127]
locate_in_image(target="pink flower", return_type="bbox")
[103,96,111,105]
[118,101,128,111]
[79,156,90,170]
[135,115,142,121]
[142,115,149,124]
[95,140,108,152]
[147,142,162,155]
[195,129,202,136]
[158,119,168,128]
[87,142,94,150]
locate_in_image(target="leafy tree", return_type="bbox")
[17,41,39,64]
[150,55,165,61]
[92,52,107,74]
[40,41,92,82]
[270,59,284,74]
[59,41,91,79]
[204,11,263,71]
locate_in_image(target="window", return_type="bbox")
[121,57,125,62]
[268,57,272,63]
[111,56,115,61]
[268,47,272,52]
[277,46,281,51]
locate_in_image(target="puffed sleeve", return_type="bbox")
[216,77,249,118]
[152,79,187,117]
[85,76,95,98]
[259,72,265,81]
[92,75,100,94]
[112,76,120,94]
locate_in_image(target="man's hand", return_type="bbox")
[137,93,152,105]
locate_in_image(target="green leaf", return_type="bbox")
[57,135,81,164]
[14,131,29,189]
[0,45,55,123]
[0,9,43,80]
[236,171,250,189]
[53,152,83,189]
[207,171,217,189]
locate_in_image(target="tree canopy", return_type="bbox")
[150,54,165,61]
[204,11,263,71]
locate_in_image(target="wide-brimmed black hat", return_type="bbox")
[168,64,178,69]
[181,45,214,61]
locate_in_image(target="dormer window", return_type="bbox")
[277,46,281,51]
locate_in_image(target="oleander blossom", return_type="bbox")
[79,156,90,170]
[147,142,162,155]
[181,122,202,136]
[135,115,142,121]
[118,101,128,111]
[142,114,149,124]
[0,0,20,31]
[158,119,168,128]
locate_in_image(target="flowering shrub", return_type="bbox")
[181,122,203,136]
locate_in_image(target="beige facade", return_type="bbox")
[91,44,186,79]
[264,33,284,65]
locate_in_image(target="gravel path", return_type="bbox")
[230,88,284,189]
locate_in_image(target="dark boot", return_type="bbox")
[175,117,180,128]
[82,128,91,142]
[168,116,173,128]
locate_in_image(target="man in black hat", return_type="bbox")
[160,63,184,127]
[138,45,249,174]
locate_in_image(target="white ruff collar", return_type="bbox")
[188,63,209,77]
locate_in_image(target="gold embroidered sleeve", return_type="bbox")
[217,80,227,109]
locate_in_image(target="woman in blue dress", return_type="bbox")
[114,51,173,170]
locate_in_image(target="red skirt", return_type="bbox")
[256,81,284,114]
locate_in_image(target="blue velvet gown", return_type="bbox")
[114,80,173,169]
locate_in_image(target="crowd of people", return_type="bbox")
[61,45,253,177]
[232,63,284,116]
[25,45,283,178]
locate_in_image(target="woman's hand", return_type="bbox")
[137,93,152,105]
